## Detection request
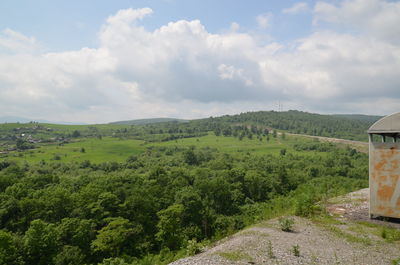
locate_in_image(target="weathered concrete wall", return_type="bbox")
[369,142,400,218]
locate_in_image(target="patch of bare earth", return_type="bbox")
[170,188,400,265]
[326,188,400,229]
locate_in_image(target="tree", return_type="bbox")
[156,204,185,250]
[57,218,96,253]
[16,139,31,150]
[213,127,221,136]
[280,149,287,156]
[72,130,81,138]
[0,230,22,265]
[23,219,59,265]
[91,217,141,257]
[53,245,86,265]
[183,148,198,165]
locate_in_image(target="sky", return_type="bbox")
[0,0,399,123]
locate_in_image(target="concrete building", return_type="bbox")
[368,112,400,218]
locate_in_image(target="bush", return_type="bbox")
[279,217,294,232]
[294,191,322,217]
[186,238,202,256]
[267,240,275,258]
[98,257,130,265]
[292,244,300,257]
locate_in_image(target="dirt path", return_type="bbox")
[285,133,369,153]
[170,189,400,265]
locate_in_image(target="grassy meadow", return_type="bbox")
[1,132,327,163]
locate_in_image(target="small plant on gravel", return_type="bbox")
[392,257,400,265]
[267,240,275,259]
[380,227,400,242]
[381,227,388,239]
[334,252,340,264]
[279,217,294,232]
[291,244,300,257]
[310,254,319,264]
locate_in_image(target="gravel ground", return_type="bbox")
[170,189,400,265]
[327,188,400,229]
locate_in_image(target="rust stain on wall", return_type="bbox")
[377,185,394,201]
[370,142,400,218]
[374,160,386,171]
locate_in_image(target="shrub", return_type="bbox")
[186,238,202,256]
[292,244,300,257]
[267,240,275,258]
[279,217,294,232]
[294,193,319,217]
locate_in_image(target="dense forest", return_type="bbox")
[0,111,374,264]
[0,141,368,264]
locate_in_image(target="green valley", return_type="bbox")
[0,111,377,265]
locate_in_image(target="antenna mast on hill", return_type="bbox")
[277,101,283,112]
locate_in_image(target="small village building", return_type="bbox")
[368,112,400,218]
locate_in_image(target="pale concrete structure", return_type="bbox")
[368,112,400,218]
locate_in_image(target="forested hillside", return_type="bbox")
[0,110,375,264]
[188,110,379,141]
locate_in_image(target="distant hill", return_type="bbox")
[109,117,188,125]
[0,116,50,123]
[0,116,86,125]
[106,111,381,141]
[183,110,380,141]
[332,114,382,123]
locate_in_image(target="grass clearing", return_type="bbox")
[1,132,335,164]
[324,224,373,245]
[5,137,145,163]
[313,215,374,246]
[216,251,253,262]
[151,133,318,157]
[312,215,377,245]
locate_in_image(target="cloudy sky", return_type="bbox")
[0,0,399,123]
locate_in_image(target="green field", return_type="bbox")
[3,137,145,163]
[1,132,323,163]
[154,133,302,155]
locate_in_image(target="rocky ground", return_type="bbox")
[170,188,400,265]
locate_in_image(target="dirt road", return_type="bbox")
[286,132,369,153]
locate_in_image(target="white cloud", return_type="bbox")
[283,2,310,14]
[230,22,240,32]
[260,31,400,102]
[314,0,400,44]
[256,13,272,29]
[0,29,39,53]
[0,3,400,123]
